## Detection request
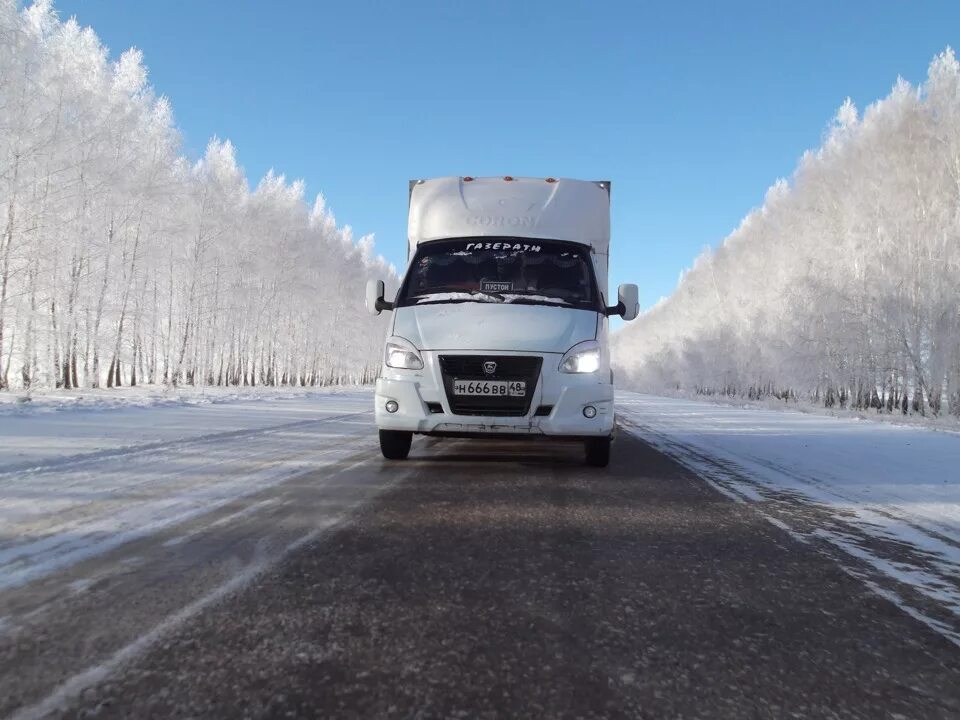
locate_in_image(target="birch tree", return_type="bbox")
[615,48,960,418]
[0,1,394,392]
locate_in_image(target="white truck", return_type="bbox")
[365,176,638,467]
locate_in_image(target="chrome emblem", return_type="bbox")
[483,361,497,375]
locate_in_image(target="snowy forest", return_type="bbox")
[614,49,960,417]
[0,1,394,392]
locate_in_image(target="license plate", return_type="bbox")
[452,379,526,397]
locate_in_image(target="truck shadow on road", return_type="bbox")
[406,436,594,467]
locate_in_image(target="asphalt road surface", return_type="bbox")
[3,428,959,719]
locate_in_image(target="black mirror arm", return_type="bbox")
[604,301,625,317]
[375,297,394,312]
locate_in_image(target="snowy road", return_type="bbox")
[1,390,959,718]
[617,393,960,646]
[0,391,378,591]
[0,390,395,719]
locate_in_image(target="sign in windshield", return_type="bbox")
[397,239,600,310]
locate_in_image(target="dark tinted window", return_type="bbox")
[397,239,600,310]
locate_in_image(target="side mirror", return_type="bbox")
[618,283,639,321]
[605,283,639,320]
[365,279,393,315]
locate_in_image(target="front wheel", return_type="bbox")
[379,429,412,460]
[584,437,611,467]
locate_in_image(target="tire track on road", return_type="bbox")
[0,409,371,479]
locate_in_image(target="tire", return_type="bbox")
[584,437,611,467]
[379,429,412,460]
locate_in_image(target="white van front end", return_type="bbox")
[366,177,638,467]
[376,303,614,437]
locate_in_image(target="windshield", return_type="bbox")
[396,238,601,311]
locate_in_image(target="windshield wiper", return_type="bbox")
[502,293,571,306]
[411,291,578,307]
[413,291,506,305]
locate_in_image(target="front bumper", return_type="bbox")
[374,351,614,438]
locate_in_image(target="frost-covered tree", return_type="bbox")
[0,0,395,391]
[614,48,960,417]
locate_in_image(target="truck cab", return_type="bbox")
[366,176,638,467]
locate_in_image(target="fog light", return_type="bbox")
[583,405,597,418]
[385,400,399,413]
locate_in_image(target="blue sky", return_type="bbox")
[57,0,959,312]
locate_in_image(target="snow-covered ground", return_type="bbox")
[0,385,367,466]
[0,388,375,591]
[3,387,957,650]
[0,382,367,414]
[618,392,960,646]
[628,388,960,433]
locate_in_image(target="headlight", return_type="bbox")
[385,337,424,370]
[559,340,601,374]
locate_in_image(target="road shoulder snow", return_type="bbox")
[617,392,960,647]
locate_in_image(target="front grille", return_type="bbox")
[439,355,542,417]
